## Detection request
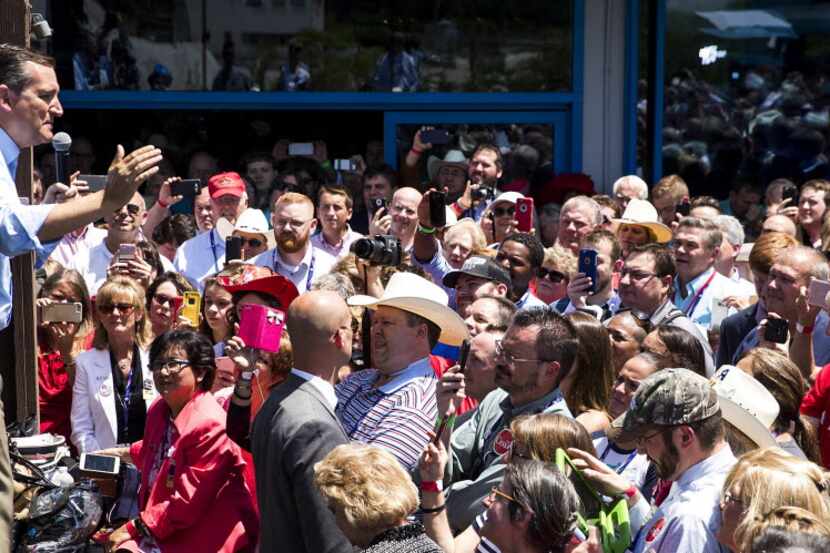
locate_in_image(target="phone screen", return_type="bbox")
[83,454,118,473]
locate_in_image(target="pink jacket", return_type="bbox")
[128,391,259,552]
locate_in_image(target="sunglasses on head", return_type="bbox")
[493,206,515,218]
[538,267,566,283]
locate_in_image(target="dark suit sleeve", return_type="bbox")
[281,418,353,553]
[226,401,252,452]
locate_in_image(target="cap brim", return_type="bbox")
[719,397,778,449]
[347,296,470,346]
[608,412,651,444]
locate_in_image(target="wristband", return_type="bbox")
[125,519,140,540]
[420,480,443,493]
[624,485,637,499]
[418,224,436,235]
[797,322,815,335]
[451,201,465,217]
[156,197,170,209]
[410,147,424,156]
[419,504,446,514]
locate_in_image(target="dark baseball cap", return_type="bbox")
[610,368,720,442]
[443,255,511,289]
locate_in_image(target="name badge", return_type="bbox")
[142,378,155,401]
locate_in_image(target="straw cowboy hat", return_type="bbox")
[427,150,469,182]
[348,272,470,346]
[711,365,779,449]
[612,198,672,243]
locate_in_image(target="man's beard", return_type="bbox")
[278,230,309,254]
[651,432,680,480]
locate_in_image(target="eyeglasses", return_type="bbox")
[488,487,534,514]
[538,267,566,283]
[493,207,515,218]
[150,358,190,375]
[494,339,544,365]
[274,218,312,231]
[636,428,664,447]
[97,302,136,316]
[619,269,658,282]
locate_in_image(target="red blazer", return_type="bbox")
[127,391,259,552]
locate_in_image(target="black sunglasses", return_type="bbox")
[125,204,141,216]
[240,237,264,248]
[538,267,566,283]
[493,207,515,218]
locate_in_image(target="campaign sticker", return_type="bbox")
[99,383,112,397]
[492,429,513,456]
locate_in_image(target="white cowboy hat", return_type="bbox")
[232,208,276,249]
[486,191,525,214]
[348,272,470,346]
[612,198,673,243]
[711,365,779,449]
[427,150,469,182]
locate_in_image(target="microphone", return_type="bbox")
[52,132,72,186]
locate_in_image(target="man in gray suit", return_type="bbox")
[252,290,355,553]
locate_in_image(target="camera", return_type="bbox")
[471,185,496,202]
[351,235,402,266]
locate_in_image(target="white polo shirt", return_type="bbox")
[251,243,337,294]
[174,228,225,291]
[71,240,175,295]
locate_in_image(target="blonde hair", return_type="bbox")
[443,218,487,255]
[651,174,689,203]
[314,444,418,538]
[93,276,152,350]
[543,244,577,278]
[744,506,830,548]
[725,448,830,551]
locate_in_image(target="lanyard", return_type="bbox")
[273,248,316,291]
[208,230,220,274]
[599,443,637,474]
[681,270,716,317]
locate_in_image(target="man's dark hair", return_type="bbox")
[687,411,724,451]
[502,232,545,270]
[476,295,517,333]
[472,143,504,170]
[242,151,276,169]
[511,307,578,379]
[690,195,721,210]
[0,44,54,92]
[629,243,676,278]
[655,325,707,377]
[403,311,441,350]
[362,163,398,189]
[152,214,197,248]
[149,329,216,391]
[318,184,353,210]
[581,229,621,263]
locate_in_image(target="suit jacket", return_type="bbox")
[251,372,352,553]
[70,347,157,452]
[716,303,758,367]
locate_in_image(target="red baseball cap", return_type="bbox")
[208,172,246,199]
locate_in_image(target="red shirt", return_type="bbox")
[800,363,830,468]
[430,354,478,416]
[38,351,73,444]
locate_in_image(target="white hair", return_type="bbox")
[612,175,648,200]
[561,195,603,226]
[714,214,745,247]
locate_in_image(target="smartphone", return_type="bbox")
[288,142,314,156]
[429,190,447,228]
[370,197,387,216]
[181,291,201,327]
[171,296,184,319]
[782,184,799,207]
[79,453,120,476]
[421,129,450,145]
[117,244,136,264]
[78,174,108,193]
[677,198,691,217]
[808,278,830,307]
[225,235,243,263]
[764,318,789,344]
[333,159,356,172]
[710,299,729,331]
[516,197,534,232]
[40,302,83,323]
[171,179,201,197]
[578,249,599,294]
[238,303,286,353]
[457,339,471,373]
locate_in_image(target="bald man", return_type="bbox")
[69,192,173,294]
[762,214,798,237]
[252,290,354,553]
[389,186,422,251]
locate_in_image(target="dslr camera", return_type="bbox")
[471,184,496,202]
[351,235,402,266]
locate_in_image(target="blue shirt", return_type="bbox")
[0,129,57,330]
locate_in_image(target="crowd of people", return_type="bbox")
[5,43,830,553]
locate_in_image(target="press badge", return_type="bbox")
[142,378,154,401]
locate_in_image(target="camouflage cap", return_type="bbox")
[610,368,720,440]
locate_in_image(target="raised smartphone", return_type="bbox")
[516,197,534,232]
[578,249,599,294]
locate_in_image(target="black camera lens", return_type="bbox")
[351,235,402,266]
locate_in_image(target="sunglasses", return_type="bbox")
[239,237,264,248]
[538,267,566,283]
[493,207,515,218]
[97,302,136,315]
[153,294,180,306]
[125,204,141,216]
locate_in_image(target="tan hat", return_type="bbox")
[711,365,779,449]
[348,272,469,346]
[613,199,672,243]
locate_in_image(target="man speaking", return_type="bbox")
[0,44,162,549]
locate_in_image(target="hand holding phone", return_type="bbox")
[238,303,286,352]
[40,302,84,324]
[577,249,599,295]
[181,291,201,327]
[516,197,534,232]
[764,318,789,344]
[226,235,243,263]
[807,278,830,308]
[420,129,450,146]
[428,190,447,228]
[171,179,201,198]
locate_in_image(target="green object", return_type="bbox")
[555,448,632,553]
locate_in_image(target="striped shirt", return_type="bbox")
[336,358,437,470]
